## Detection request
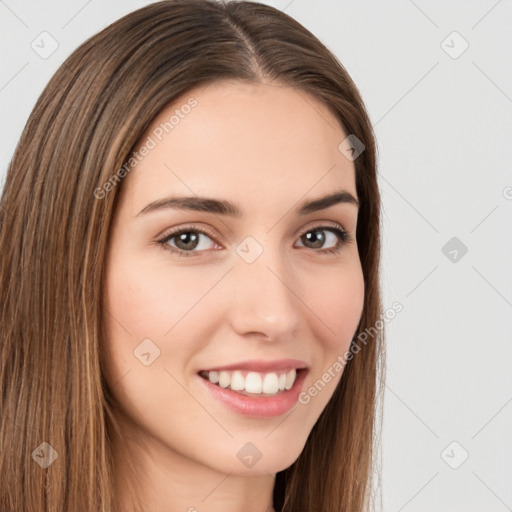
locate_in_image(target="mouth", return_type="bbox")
[197,365,310,418]
[198,368,305,397]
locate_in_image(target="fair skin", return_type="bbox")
[102,79,365,512]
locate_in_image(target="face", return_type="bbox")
[102,80,365,479]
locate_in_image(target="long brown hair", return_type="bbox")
[0,1,385,510]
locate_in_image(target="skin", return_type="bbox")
[102,79,365,512]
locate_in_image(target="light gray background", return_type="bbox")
[1,1,511,511]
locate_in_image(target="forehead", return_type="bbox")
[120,80,356,216]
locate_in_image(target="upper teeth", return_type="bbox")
[203,369,297,395]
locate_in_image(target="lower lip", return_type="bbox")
[197,369,308,418]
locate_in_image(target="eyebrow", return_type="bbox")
[136,189,359,218]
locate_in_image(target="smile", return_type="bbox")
[198,369,299,396]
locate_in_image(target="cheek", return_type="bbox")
[104,255,209,339]
[101,256,211,421]
[304,258,365,351]
[102,252,223,379]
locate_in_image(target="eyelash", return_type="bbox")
[156,222,352,258]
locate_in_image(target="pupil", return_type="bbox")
[305,230,324,249]
[177,232,199,250]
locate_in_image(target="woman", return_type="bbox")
[0,1,385,511]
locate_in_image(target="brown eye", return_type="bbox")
[158,227,220,257]
[296,226,350,254]
[173,232,201,251]
[157,223,351,258]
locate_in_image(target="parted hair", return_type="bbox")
[0,1,384,510]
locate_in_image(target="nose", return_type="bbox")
[227,246,301,342]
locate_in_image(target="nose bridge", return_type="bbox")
[229,239,301,339]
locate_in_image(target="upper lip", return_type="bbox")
[200,359,310,373]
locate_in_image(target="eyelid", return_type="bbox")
[158,223,218,241]
[296,219,349,239]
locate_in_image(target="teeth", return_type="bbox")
[285,369,296,390]
[262,373,279,394]
[231,371,245,391]
[218,371,230,388]
[245,372,262,393]
[204,369,298,395]
[208,371,219,384]
[278,373,286,391]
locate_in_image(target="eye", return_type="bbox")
[157,222,352,257]
[295,223,351,255]
[157,225,220,257]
